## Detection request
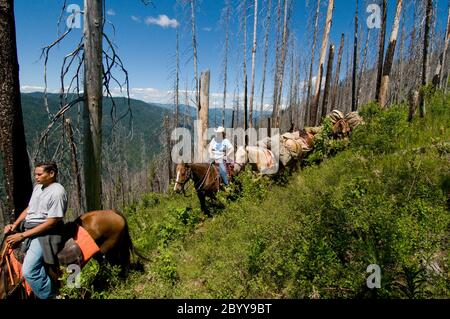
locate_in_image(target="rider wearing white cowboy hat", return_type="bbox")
[208,126,234,186]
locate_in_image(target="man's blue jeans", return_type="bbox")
[22,238,55,299]
[218,161,229,186]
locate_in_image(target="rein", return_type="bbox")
[176,163,215,195]
[195,163,213,190]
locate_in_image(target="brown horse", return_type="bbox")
[0,209,144,299]
[174,162,222,214]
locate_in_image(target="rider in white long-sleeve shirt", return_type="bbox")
[208,127,234,186]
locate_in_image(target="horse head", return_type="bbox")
[174,162,191,193]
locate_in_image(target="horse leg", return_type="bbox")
[198,192,210,216]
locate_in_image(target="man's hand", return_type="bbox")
[3,223,16,234]
[6,233,25,246]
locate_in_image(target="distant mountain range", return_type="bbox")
[19,92,271,169]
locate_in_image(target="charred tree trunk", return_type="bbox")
[357,29,371,106]
[244,74,248,137]
[304,0,321,127]
[249,0,258,128]
[271,0,282,126]
[190,0,199,108]
[375,0,387,102]
[164,116,173,185]
[83,0,103,211]
[259,0,272,127]
[175,29,180,128]
[440,5,450,90]
[243,0,248,128]
[321,44,335,120]
[64,119,83,217]
[311,0,334,127]
[0,0,33,220]
[275,0,290,128]
[420,0,433,118]
[331,33,345,109]
[198,70,210,162]
[351,0,359,111]
[259,0,272,128]
[222,2,230,127]
[379,0,403,108]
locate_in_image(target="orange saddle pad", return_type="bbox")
[74,226,100,264]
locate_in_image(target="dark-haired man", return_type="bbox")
[3,161,67,299]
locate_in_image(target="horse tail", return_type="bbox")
[112,210,149,267]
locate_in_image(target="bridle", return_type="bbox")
[175,163,216,195]
[174,165,193,195]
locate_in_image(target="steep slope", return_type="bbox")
[52,92,450,299]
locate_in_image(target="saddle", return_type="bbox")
[15,222,100,267]
[213,162,234,185]
[57,225,100,266]
[57,238,83,266]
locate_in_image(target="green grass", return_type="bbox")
[66,91,450,299]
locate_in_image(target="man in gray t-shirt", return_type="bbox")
[3,161,67,299]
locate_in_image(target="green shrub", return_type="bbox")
[99,92,450,299]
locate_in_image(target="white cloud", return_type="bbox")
[202,27,212,32]
[131,15,141,23]
[107,9,116,16]
[145,15,179,29]
[109,87,171,104]
[20,85,63,94]
[21,85,46,93]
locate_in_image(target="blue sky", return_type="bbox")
[14,0,450,109]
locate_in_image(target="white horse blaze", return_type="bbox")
[174,171,180,191]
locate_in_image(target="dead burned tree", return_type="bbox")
[379,0,403,108]
[221,1,231,126]
[271,0,283,126]
[351,0,359,112]
[420,0,433,118]
[331,33,345,109]
[275,0,291,129]
[36,0,133,212]
[197,70,210,162]
[243,0,248,130]
[259,0,272,127]
[440,5,450,90]
[321,44,335,120]
[287,51,295,128]
[83,0,103,211]
[175,28,180,128]
[0,0,33,220]
[190,0,199,107]
[272,0,291,128]
[304,0,321,127]
[249,0,258,128]
[357,29,371,106]
[375,0,387,102]
[64,118,83,218]
[164,116,173,183]
[311,0,335,126]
